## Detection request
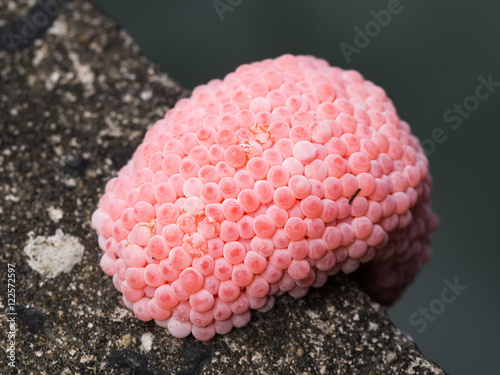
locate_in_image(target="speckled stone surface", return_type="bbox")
[0,1,446,374]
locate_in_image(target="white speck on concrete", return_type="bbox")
[48,206,64,223]
[23,229,84,278]
[47,19,67,36]
[33,45,48,66]
[140,91,152,101]
[306,310,321,320]
[385,351,397,364]
[68,52,95,94]
[110,306,131,322]
[45,70,61,91]
[5,194,20,202]
[141,332,154,351]
[63,177,77,187]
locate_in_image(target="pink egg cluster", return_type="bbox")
[92,54,438,340]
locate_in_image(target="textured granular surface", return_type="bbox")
[93,54,439,340]
[0,0,445,373]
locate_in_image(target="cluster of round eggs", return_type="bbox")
[92,54,438,340]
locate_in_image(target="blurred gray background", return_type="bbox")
[93,1,500,373]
